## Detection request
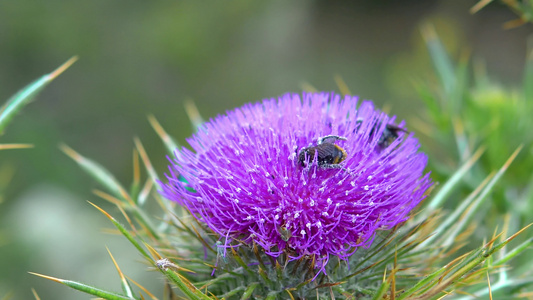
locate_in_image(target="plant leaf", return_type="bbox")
[0,57,77,133]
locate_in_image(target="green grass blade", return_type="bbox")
[29,272,134,300]
[0,57,77,133]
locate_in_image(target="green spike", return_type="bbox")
[420,23,455,97]
[370,279,389,300]
[219,286,244,299]
[0,57,77,133]
[425,146,484,211]
[61,144,128,201]
[158,267,211,300]
[493,237,533,266]
[29,272,134,300]
[443,146,522,247]
[88,202,152,261]
[148,114,180,155]
[240,283,259,300]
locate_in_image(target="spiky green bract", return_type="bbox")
[0,57,77,134]
[29,272,135,300]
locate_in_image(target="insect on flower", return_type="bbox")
[160,92,432,273]
[377,123,407,148]
[216,241,228,264]
[297,135,348,169]
[276,224,293,242]
[357,119,408,149]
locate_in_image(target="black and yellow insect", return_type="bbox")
[373,123,407,148]
[356,119,407,149]
[297,135,347,169]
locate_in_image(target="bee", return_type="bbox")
[297,135,347,169]
[356,119,407,148]
[374,123,407,148]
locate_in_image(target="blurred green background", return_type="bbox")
[0,1,531,299]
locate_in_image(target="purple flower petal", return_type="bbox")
[160,92,432,269]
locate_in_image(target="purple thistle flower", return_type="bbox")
[160,92,431,271]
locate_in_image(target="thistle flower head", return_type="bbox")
[161,92,431,271]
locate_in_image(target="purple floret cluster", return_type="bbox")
[160,92,431,269]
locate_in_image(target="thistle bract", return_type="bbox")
[161,92,431,271]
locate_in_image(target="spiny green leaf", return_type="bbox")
[334,74,352,96]
[230,247,255,277]
[424,146,484,211]
[395,261,451,300]
[420,23,455,97]
[134,137,160,185]
[264,291,279,300]
[148,114,180,155]
[240,283,259,300]
[157,266,212,300]
[88,202,152,261]
[107,247,135,298]
[419,170,493,249]
[195,273,235,289]
[493,237,533,266]
[370,276,389,300]
[92,189,161,240]
[184,99,205,132]
[0,57,77,133]
[61,144,128,201]
[29,272,134,300]
[219,286,245,299]
[443,146,522,247]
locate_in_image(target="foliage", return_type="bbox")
[30,98,532,298]
[0,57,76,299]
[415,24,533,225]
[16,20,533,300]
[471,0,533,28]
